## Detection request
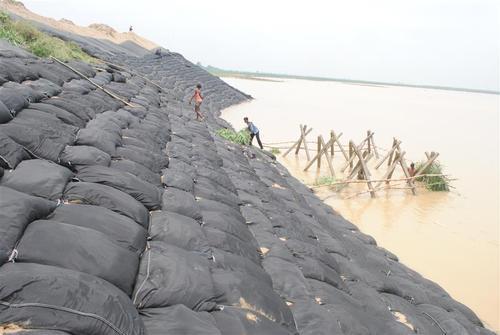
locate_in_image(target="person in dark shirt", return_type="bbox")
[244,117,263,149]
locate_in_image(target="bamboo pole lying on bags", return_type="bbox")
[50,56,135,107]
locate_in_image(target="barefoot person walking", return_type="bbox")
[244,117,264,149]
[189,84,204,120]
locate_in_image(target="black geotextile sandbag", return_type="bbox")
[166,157,196,177]
[15,220,139,295]
[212,306,294,335]
[62,80,92,94]
[30,62,78,86]
[122,129,162,151]
[59,145,111,167]
[0,100,14,124]
[115,145,168,174]
[0,87,29,112]
[76,127,122,156]
[161,187,202,220]
[28,102,85,127]
[133,242,218,312]
[2,82,46,103]
[0,186,57,264]
[161,168,194,192]
[45,97,95,122]
[47,204,147,255]
[202,210,258,248]
[150,211,211,254]
[140,305,221,335]
[76,165,161,210]
[0,130,31,169]
[211,268,296,332]
[111,159,162,187]
[23,78,63,97]
[196,166,237,193]
[0,58,39,83]
[63,182,149,228]
[0,166,3,178]
[194,179,243,209]
[262,256,312,301]
[0,159,74,200]
[212,248,273,286]
[12,110,78,146]
[0,262,146,335]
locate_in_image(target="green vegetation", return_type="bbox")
[269,147,281,155]
[216,128,251,146]
[0,11,95,62]
[415,161,450,191]
[314,176,336,186]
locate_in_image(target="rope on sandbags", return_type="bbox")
[50,56,136,108]
[0,300,127,335]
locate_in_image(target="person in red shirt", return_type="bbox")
[189,84,204,121]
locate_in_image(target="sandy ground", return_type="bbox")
[0,0,158,50]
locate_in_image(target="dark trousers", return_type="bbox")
[250,132,263,149]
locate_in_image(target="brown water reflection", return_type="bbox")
[221,77,499,331]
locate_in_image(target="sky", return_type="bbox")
[20,0,500,91]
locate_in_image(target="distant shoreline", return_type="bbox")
[204,66,499,95]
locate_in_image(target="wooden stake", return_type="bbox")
[282,125,313,157]
[415,152,440,177]
[375,139,401,169]
[301,125,312,161]
[351,141,376,198]
[388,138,397,166]
[375,151,406,188]
[317,136,322,168]
[304,136,336,177]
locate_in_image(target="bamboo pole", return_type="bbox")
[311,173,453,188]
[375,151,406,188]
[103,60,166,92]
[332,131,349,161]
[351,140,376,198]
[375,139,401,169]
[388,138,397,166]
[51,56,135,107]
[295,125,305,155]
[304,135,335,177]
[282,126,312,157]
[370,130,380,158]
[301,125,312,161]
[330,131,335,157]
[317,136,322,168]
[320,136,336,178]
[415,152,440,177]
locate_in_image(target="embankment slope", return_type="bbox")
[0,7,495,335]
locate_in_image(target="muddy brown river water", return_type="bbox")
[221,77,499,331]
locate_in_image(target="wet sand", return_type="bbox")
[221,77,499,331]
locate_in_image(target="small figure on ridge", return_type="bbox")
[129,25,133,32]
[244,117,263,149]
[189,84,204,121]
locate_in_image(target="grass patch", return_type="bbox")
[269,147,281,155]
[415,161,450,191]
[0,11,95,62]
[314,176,336,186]
[216,128,251,145]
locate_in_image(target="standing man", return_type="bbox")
[244,117,263,149]
[189,84,204,121]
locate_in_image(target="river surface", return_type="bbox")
[220,77,499,331]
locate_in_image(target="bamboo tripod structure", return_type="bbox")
[283,126,444,198]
